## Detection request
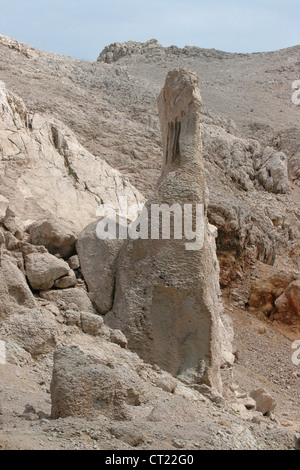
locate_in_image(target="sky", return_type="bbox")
[0,0,299,61]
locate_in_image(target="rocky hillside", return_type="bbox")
[0,35,299,451]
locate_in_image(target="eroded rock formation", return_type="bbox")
[106,69,233,393]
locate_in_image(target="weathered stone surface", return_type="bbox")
[0,308,59,357]
[68,255,80,270]
[110,329,128,348]
[0,85,144,234]
[28,219,76,258]
[50,346,130,420]
[63,309,81,327]
[53,270,77,289]
[249,388,276,415]
[237,396,257,410]
[5,341,32,367]
[98,39,163,64]
[0,195,9,220]
[249,271,298,315]
[0,258,37,320]
[25,252,70,290]
[289,152,300,181]
[156,373,177,393]
[275,280,300,317]
[106,69,230,393]
[63,309,105,335]
[40,287,94,313]
[81,312,104,336]
[2,208,25,240]
[76,221,124,314]
[254,147,290,194]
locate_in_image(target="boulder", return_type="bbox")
[0,308,59,357]
[76,221,124,314]
[63,310,81,327]
[110,329,128,348]
[40,287,94,313]
[50,346,130,420]
[25,252,70,290]
[28,219,76,258]
[0,258,37,320]
[249,388,276,415]
[275,280,300,317]
[0,195,9,220]
[156,373,177,393]
[5,341,32,367]
[249,271,298,315]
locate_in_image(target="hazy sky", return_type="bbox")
[1,0,299,60]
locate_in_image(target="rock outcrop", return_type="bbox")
[28,220,76,259]
[51,346,132,421]
[106,69,233,393]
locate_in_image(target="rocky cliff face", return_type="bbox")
[0,35,299,450]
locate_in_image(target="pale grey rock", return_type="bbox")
[80,311,104,336]
[0,195,9,220]
[28,219,76,258]
[98,39,163,63]
[5,341,32,366]
[250,388,276,415]
[237,396,257,410]
[147,403,174,422]
[0,308,59,357]
[53,270,77,289]
[0,86,144,234]
[255,147,290,194]
[63,309,81,327]
[156,373,177,393]
[0,258,37,320]
[109,425,144,447]
[40,287,94,313]
[106,69,229,393]
[2,209,25,240]
[50,346,131,421]
[218,313,235,367]
[76,220,124,314]
[25,252,70,290]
